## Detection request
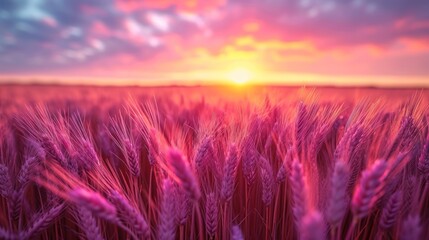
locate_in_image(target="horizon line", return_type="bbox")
[1,81,429,90]
[1,73,429,89]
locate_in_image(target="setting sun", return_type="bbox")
[228,68,252,84]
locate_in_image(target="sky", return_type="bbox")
[0,0,429,87]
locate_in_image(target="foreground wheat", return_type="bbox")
[0,93,428,240]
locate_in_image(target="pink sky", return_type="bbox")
[0,0,428,87]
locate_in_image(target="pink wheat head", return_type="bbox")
[221,143,239,202]
[326,160,349,226]
[78,140,100,170]
[76,206,104,240]
[167,147,201,201]
[40,134,67,166]
[194,136,214,171]
[351,160,387,219]
[158,178,177,240]
[231,225,244,240]
[18,156,40,186]
[174,185,192,225]
[379,190,403,230]
[387,116,415,159]
[124,139,140,176]
[242,142,258,185]
[109,190,150,238]
[21,203,65,239]
[0,226,13,240]
[290,158,308,223]
[0,164,13,198]
[205,192,219,238]
[277,147,294,183]
[418,136,429,178]
[400,215,421,240]
[69,188,117,222]
[276,163,287,183]
[301,211,326,240]
[148,127,160,165]
[260,156,274,206]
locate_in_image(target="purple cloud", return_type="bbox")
[0,0,428,77]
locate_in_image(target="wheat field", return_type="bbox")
[0,85,429,240]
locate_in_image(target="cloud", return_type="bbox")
[115,0,226,12]
[0,0,428,78]
[206,0,429,49]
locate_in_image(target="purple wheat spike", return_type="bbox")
[148,128,159,166]
[276,163,287,183]
[0,164,13,198]
[21,203,65,239]
[301,211,325,240]
[400,215,421,240]
[41,134,66,166]
[231,225,244,240]
[326,160,349,226]
[242,142,258,186]
[69,188,117,222]
[194,136,214,171]
[221,144,240,202]
[205,192,218,238]
[386,116,413,159]
[18,156,40,186]
[19,141,46,185]
[277,147,294,183]
[295,102,307,155]
[379,191,403,230]
[402,176,416,217]
[351,160,387,219]
[124,139,140,176]
[80,140,100,170]
[158,179,177,240]
[167,148,201,201]
[76,206,104,240]
[260,156,274,206]
[174,185,191,225]
[418,136,429,178]
[242,116,260,186]
[0,226,14,240]
[290,158,308,223]
[109,190,150,238]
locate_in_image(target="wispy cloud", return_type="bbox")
[0,0,428,84]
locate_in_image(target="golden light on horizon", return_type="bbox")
[228,68,252,85]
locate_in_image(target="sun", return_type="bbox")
[228,68,252,85]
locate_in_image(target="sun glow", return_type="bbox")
[228,68,252,84]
